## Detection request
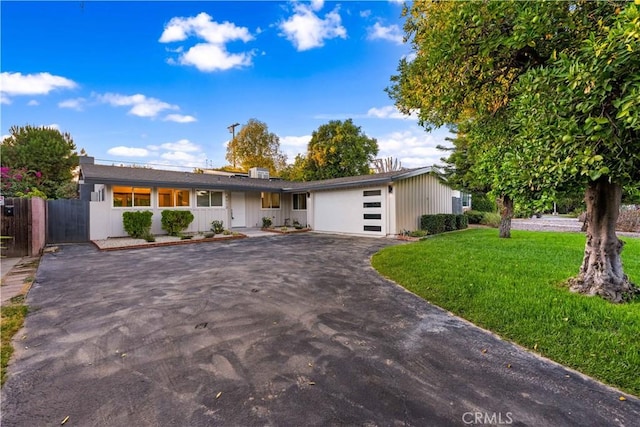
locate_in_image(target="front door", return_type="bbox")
[231,192,246,227]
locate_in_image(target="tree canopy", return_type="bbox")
[1,125,79,199]
[295,119,378,181]
[389,0,639,301]
[225,119,287,175]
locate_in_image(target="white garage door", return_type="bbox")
[313,188,385,236]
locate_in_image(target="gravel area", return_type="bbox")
[512,216,640,238]
[92,233,244,250]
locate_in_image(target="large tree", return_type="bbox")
[508,3,640,301]
[303,119,378,180]
[389,0,638,301]
[225,119,287,175]
[388,0,623,238]
[1,125,78,199]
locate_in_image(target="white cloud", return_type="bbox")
[160,12,255,72]
[160,139,201,152]
[96,92,178,118]
[1,134,11,142]
[377,127,452,168]
[27,100,39,106]
[179,43,253,72]
[58,97,86,111]
[402,52,417,62]
[107,146,150,157]
[313,105,417,121]
[310,0,324,11]
[279,3,346,51]
[367,105,417,120]
[44,123,60,130]
[360,10,372,18]
[0,72,77,101]
[164,114,197,123]
[367,22,403,44]
[280,135,311,163]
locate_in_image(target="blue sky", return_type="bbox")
[1,0,451,172]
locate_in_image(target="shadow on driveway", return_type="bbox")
[2,234,638,426]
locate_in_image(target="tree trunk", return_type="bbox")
[568,178,639,303]
[498,195,513,238]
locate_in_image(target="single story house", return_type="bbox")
[78,156,461,240]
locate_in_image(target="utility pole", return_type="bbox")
[227,122,240,168]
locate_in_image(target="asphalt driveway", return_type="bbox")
[2,233,638,426]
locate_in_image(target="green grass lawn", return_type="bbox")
[1,296,28,386]
[372,228,640,396]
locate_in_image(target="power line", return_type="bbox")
[94,158,205,171]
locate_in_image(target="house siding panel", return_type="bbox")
[395,174,453,232]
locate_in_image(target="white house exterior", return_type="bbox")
[78,157,457,240]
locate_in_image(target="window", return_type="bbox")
[261,192,280,209]
[113,186,151,207]
[363,190,381,197]
[364,225,382,232]
[158,188,190,207]
[196,190,224,207]
[364,213,382,220]
[363,202,381,208]
[292,193,307,210]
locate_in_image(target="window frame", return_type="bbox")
[112,186,152,208]
[196,190,225,208]
[158,188,191,208]
[261,192,281,209]
[292,193,307,211]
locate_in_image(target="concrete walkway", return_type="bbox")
[1,234,638,426]
[1,256,40,305]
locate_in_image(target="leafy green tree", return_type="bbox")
[225,119,287,175]
[508,3,640,301]
[303,119,378,180]
[1,125,78,199]
[390,0,638,301]
[280,154,308,181]
[388,0,623,238]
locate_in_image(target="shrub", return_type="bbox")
[480,212,501,228]
[456,214,468,230]
[161,210,194,236]
[142,230,155,242]
[421,214,445,235]
[464,210,485,224]
[262,216,273,228]
[471,192,496,212]
[211,220,224,235]
[122,211,153,238]
[408,229,428,238]
[440,214,457,232]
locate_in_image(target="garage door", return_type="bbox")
[313,188,385,236]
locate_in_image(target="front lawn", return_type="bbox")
[372,228,640,396]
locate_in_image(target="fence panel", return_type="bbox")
[1,197,30,257]
[46,200,90,243]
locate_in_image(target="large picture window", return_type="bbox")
[292,193,307,210]
[261,192,280,209]
[113,186,151,207]
[158,188,190,207]
[196,190,224,207]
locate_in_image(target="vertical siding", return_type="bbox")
[395,174,453,232]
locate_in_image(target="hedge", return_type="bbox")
[420,213,468,235]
